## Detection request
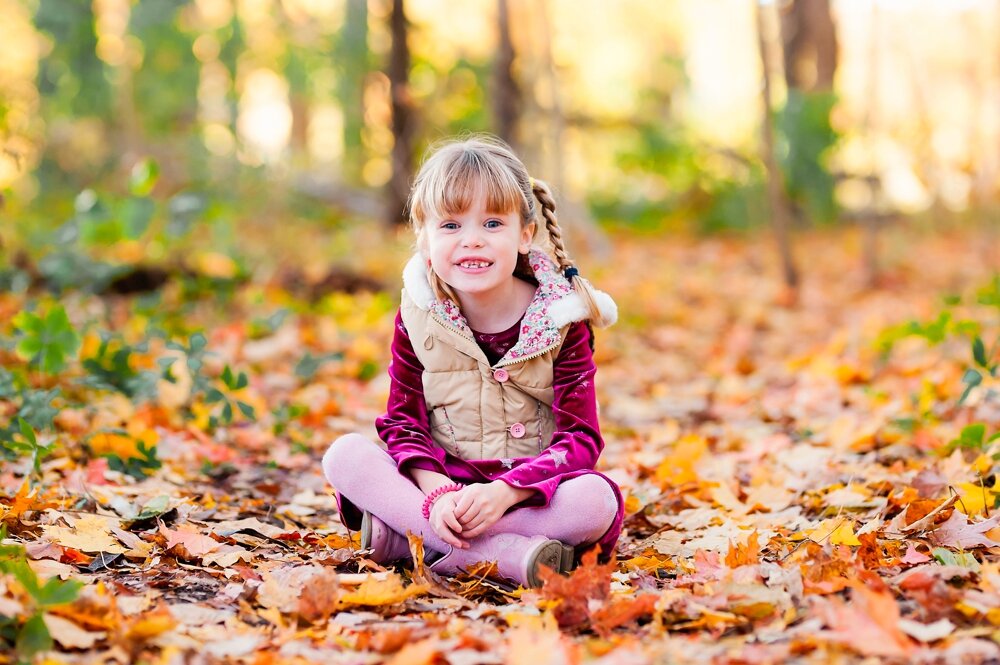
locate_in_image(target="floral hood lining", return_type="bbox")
[401,248,617,365]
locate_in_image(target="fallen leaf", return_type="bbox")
[538,548,614,629]
[930,510,1000,549]
[338,574,427,607]
[44,613,106,649]
[897,618,955,642]
[158,523,222,559]
[42,515,126,554]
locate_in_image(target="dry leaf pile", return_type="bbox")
[1,227,998,664]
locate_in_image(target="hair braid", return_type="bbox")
[530,178,613,328]
[531,179,573,272]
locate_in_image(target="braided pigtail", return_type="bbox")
[531,178,613,328]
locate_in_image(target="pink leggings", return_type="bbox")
[322,434,619,556]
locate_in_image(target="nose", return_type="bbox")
[461,226,485,247]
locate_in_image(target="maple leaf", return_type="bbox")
[590,593,658,637]
[42,515,126,554]
[537,548,614,629]
[338,574,428,608]
[158,523,222,559]
[816,583,914,658]
[930,510,1000,549]
[724,531,761,568]
[1,483,56,526]
[654,435,707,489]
[296,567,340,622]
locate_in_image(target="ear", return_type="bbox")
[519,222,536,254]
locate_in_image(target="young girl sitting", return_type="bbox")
[322,136,622,588]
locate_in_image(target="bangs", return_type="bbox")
[410,144,527,224]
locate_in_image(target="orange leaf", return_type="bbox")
[590,594,658,637]
[817,583,914,658]
[538,548,614,629]
[384,637,439,665]
[724,531,761,568]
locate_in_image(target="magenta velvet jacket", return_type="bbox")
[364,308,624,559]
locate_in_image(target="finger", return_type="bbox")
[443,508,465,535]
[457,506,481,526]
[462,513,497,539]
[452,491,474,517]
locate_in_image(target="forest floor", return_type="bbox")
[1,225,999,664]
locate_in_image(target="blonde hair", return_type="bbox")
[407,135,611,327]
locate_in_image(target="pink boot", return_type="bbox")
[360,511,411,564]
[430,533,571,588]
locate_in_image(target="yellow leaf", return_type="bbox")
[655,435,708,488]
[88,432,143,461]
[42,515,126,554]
[954,482,999,516]
[195,252,237,279]
[338,574,427,607]
[806,518,861,546]
[125,606,176,641]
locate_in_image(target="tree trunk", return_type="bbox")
[387,0,415,228]
[339,0,368,183]
[492,0,520,148]
[757,1,800,293]
[781,0,838,92]
[861,1,880,288]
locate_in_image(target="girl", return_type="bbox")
[322,136,623,589]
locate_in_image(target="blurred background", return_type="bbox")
[1,0,998,294]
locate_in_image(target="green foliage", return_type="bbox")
[775,90,839,224]
[204,365,256,427]
[946,423,1000,455]
[79,332,162,402]
[0,526,84,663]
[12,305,81,375]
[294,351,342,381]
[0,419,56,478]
[104,437,162,480]
[878,276,999,406]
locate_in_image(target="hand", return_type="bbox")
[452,481,520,539]
[428,491,469,549]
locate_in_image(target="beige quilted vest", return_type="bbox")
[398,249,618,462]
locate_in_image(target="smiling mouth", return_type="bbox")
[457,260,493,269]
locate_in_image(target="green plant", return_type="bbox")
[204,365,256,427]
[945,423,1000,456]
[0,525,84,663]
[12,305,81,376]
[79,332,162,402]
[0,419,55,479]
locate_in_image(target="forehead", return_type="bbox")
[420,154,525,220]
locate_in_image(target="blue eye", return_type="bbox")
[485,220,502,229]
[441,221,459,230]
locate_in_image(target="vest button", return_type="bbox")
[509,422,526,438]
[493,368,509,383]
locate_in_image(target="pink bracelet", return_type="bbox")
[421,483,464,519]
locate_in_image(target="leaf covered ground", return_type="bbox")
[2,226,999,664]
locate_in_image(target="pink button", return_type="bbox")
[493,368,509,383]
[509,422,526,438]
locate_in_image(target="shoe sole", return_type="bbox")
[360,511,373,550]
[560,544,575,572]
[527,540,566,588]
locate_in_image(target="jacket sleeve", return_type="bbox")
[495,321,604,505]
[375,311,451,478]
